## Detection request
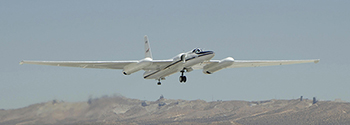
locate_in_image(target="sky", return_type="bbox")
[1,0,349,109]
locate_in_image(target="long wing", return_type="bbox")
[20,60,137,69]
[229,59,320,68]
[20,60,173,70]
[192,59,320,69]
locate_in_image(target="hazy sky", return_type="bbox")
[1,0,349,109]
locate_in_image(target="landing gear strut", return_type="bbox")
[179,69,187,83]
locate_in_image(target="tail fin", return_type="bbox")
[144,35,153,59]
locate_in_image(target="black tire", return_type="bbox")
[183,76,187,83]
[179,76,183,82]
[157,82,161,85]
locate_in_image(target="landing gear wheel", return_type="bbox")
[179,68,187,83]
[157,79,161,85]
[179,76,187,83]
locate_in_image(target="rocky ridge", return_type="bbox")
[1,96,349,125]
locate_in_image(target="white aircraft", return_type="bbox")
[20,36,319,85]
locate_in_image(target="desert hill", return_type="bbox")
[1,95,350,125]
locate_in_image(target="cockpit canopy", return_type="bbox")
[192,48,202,54]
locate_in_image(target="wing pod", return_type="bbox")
[123,58,152,75]
[203,57,234,74]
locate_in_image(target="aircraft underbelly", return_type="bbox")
[144,65,181,79]
[154,68,178,79]
[143,54,213,80]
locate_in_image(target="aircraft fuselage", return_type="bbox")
[143,50,215,80]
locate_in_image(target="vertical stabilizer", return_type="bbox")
[144,35,153,59]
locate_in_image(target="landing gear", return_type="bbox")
[179,69,187,83]
[179,76,187,83]
[157,79,161,86]
[156,78,165,85]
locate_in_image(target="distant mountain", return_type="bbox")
[1,95,349,125]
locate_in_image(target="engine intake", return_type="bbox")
[180,54,186,63]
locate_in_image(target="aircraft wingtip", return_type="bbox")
[19,61,24,65]
[314,59,320,64]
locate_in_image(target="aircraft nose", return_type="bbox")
[206,51,215,57]
[207,51,214,55]
[210,51,214,54]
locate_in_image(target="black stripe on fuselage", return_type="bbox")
[143,51,213,79]
[164,60,182,69]
[143,70,162,79]
[144,60,182,79]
